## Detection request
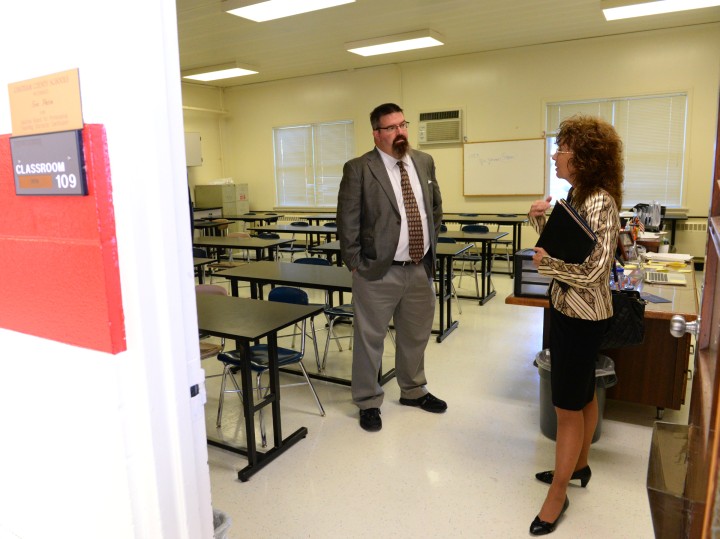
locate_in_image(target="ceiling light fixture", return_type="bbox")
[346,29,445,57]
[602,0,720,20]
[223,0,355,22]
[182,62,258,82]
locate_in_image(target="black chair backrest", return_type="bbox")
[294,257,331,266]
[268,286,309,305]
[462,224,489,233]
[437,237,457,243]
[193,247,208,257]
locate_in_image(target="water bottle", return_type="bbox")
[615,267,625,290]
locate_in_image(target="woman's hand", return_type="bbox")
[529,196,552,217]
[532,247,548,268]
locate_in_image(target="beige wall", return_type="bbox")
[182,24,720,252]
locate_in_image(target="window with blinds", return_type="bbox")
[545,94,687,208]
[273,120,354,208]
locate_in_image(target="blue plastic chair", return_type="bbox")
[215,286,325,446]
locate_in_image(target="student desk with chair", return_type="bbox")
[298,241,473,342]
[196,293,323,481]
[248,223,338,251]
[222,212,283,225]
[193,257,214,284]
[505,265,699,418]
[439,229,508,305]
[442,213,529,275]
[192,235,292,262]
[215,261,393,388]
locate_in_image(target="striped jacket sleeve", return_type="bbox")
[529,190,619,321]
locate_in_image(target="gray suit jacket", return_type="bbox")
[337,147,443,280]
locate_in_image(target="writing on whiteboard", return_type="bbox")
[469,153,515,166]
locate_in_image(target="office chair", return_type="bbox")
[215,286,325,447]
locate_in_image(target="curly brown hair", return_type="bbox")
[557,115,623,210]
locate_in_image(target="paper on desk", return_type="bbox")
[644,252,693,263]
[640,292,672,304]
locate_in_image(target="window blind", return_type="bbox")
[273,121,354,208]
[546,94,687,208]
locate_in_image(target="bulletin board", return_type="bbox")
[463,138,545,196]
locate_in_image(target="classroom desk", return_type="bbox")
[193,257,214,284]
[505,267,699,417]
[249,224,338,250]
[660,214,687,246]
[222,212,283,225]
[192,220,225,236]
[193,236,291,262]
[216,261,395,387]
[309,240,472,342]
[296,213,337,225]
[196,294,323,481]
[442,213,529,275]
[439,230,508,305]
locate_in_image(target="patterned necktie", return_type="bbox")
[397,161,424,263]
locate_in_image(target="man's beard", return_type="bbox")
[392,136,409,158]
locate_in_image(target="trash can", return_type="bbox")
[213,508,232,539]
[535,349,617,443]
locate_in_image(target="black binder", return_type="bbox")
[535,199,597,264]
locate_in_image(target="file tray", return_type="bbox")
[514,249,551,298]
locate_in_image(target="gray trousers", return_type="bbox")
[351,263,436,409]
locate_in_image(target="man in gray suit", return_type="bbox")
[337,103,447,432]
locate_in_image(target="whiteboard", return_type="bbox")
[463,138,545,196]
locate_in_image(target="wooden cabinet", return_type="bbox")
[506,270,698,415]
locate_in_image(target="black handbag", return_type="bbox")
[600,288,647,350]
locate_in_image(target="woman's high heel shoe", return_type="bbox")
[529,496,569,536]
[535,465,591,487]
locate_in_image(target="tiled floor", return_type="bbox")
[202,268,691,538]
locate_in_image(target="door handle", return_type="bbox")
[670,314,700,338]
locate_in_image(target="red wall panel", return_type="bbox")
[0,125,126,353]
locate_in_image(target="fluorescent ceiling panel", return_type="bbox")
[224,0,355,22]
[182,63,258,82]
[346,30,445,57]
[602,0,720,20]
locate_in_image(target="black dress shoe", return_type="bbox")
[399,393,447,413]
[535,465,591,487]
[529,496,569,536]
[359,408,382,431]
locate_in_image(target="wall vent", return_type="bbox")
[418,109,462,145]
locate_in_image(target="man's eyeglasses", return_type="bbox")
[375,121,410,133]
[554,149,573,155]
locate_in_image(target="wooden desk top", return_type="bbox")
[193,257,214,267]
[192,236,292,249]
[222,212,283,221]
[312,240,472,258]
[217,260,352,291]
[506,267,699,321]
[443,213,529,224]
[196,294,323,341]
[440,231,508,242]
[250,224,339,235]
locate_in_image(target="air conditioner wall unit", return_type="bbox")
[418,109,462,145]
